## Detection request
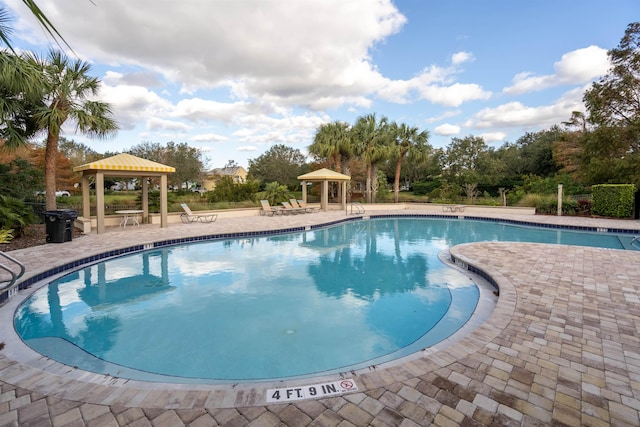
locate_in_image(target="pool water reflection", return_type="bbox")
[15,218,486,382]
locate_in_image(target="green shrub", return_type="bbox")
[529,195,579,215]
[516,193,544,208]
[577,199,592,216]
[0,229,14,244]
[412,181,440,196]
[208,177,260,203]
[137,191,178,213]
[0,195,37,237]
[592,184,635,218]
[260,182,290,205]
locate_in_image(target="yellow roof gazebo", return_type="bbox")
[298,168,351,212]
[73,153,175,234]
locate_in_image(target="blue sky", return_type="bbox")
[3,0,637,168]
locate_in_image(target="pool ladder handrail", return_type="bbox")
[349,202,365,215]
[632,236,640,250]
[0,251,25,293]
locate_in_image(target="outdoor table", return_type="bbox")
[115,210,143,228]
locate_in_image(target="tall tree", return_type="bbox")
[58,137,100,167]
[309,121,353,175]
[129,141,205,189]
[0,52,43,145]
[389,122,429,202]
[580,22,640,186]
[352,114,390,203]
[442,135,495,186]
[26,49,118,209]
[248,144,306,188]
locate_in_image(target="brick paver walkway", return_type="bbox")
[0,206,639,426]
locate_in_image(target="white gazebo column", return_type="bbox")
[96,172,105,234]
[160,174,168,228]
[341,181,347,210]
[321,180,329,211]
[142,177,149,224]
[81,174,91,219]
[301,180,307,203]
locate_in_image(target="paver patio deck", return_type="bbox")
[0,205,639,426]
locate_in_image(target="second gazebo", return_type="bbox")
[298,168,351,212]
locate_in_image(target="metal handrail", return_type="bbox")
[632,236,640,249]
[0,251,25,292]
[349,202,365,215]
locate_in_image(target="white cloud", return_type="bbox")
[172,98,257,123]
[98,84,173,130]
[190,134,228,143]
[426,110,462,123]
[503,45,609,95]
[479,132,507,143]
[468,86,585,129]
[238,146,258,152]
[434,123,461,136]
[451,51,474,65]
[21,0,406,111]
[418,83,491,107]
[146,118,190,132]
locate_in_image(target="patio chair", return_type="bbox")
[281,201,307,214]
[260,200,284,216]
[290,199,314,213]
[180,203,218,223]
[296,200,319,213]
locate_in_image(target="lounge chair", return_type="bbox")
[180,203,218,223]
[294,199,319,213]
[281,201,307,214]
[260,200,284,216]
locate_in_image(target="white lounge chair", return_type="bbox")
[260,200,284,216]
[180,203,217,223]
[295,199,319,213]
[281,201,307,214]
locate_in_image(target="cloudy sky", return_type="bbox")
[3,0,636,168]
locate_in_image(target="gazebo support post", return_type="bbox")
[160,175,168,228]
[81,175,91,219]
[301,180,307,203]
[141,178,149,224]
[96,172,105,234]
[341,181,347,210]
[321,180,329,212]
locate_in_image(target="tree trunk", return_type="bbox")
[44,131,59,210]
[343,163,351,203]
[371,164,378,203]
[365,163,372,203]
[393,157,402,203]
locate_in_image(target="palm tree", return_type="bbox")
[309,120,355,202]
[389,123,429,202]
[309,120,355,178]
[0,51,43,145]
[26,49,118,209]
[352,114,390,203]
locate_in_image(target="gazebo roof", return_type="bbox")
[298,168,350,181]
[73,153,175,173]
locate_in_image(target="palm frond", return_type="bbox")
[21,0,72,51]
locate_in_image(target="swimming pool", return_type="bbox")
[13,216,638,383]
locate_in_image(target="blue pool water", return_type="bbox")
[13,217,636,383]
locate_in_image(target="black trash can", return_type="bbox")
[44,209,78,243]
